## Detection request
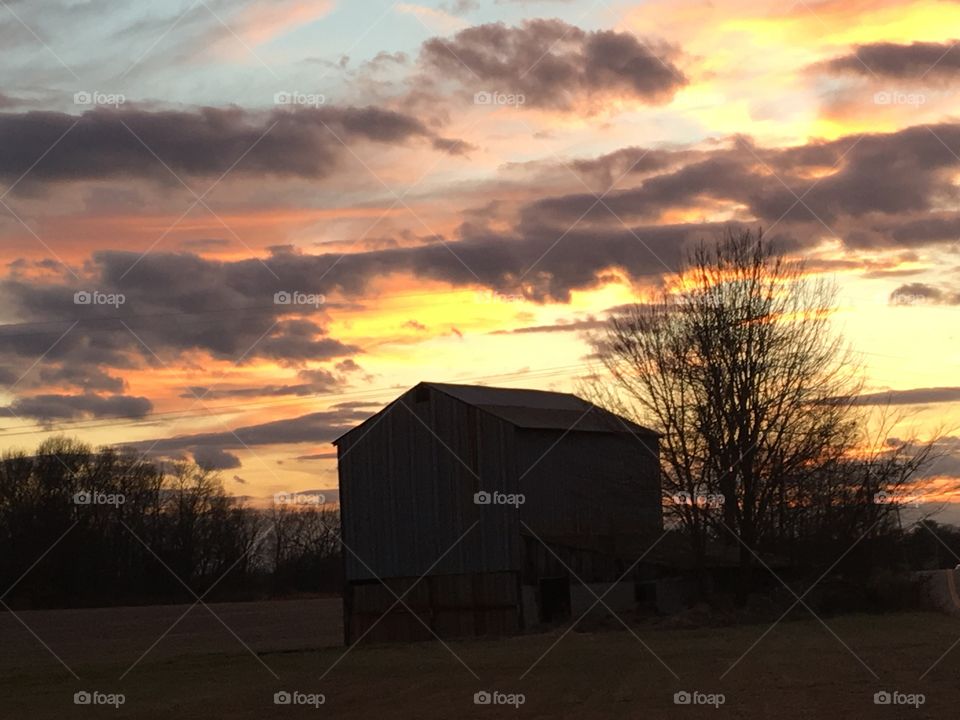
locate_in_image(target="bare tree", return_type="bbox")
[592,229,935,600]
[267,501,341,593]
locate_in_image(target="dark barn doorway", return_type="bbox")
[539,576,571,623]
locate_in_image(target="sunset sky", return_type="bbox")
[0,0,958,506]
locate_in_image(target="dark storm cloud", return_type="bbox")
[850,387,960,406]
[523,123,960,242]
[890,282,960,305]
[254,320,356,365]
[759,126,960,223]
[0,218,715,399]
[0,105,467,184]
[129,405,373,453]
[420,20,686,110]
[0,255,360,408]
[570,146,693,189]
[294,451,338,460]
[820,41,960,79]
[3,392,152,421]
[181,368,345,399]
[193,446,242,471]
[867,214,960,248]
[431,136,477,155]
[524,154,759,224]
[490,318,607,334]
[308,220,713,302]
[335,359,363,373]
[37,364,125,393]
[4,122,960,396]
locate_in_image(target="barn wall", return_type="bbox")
[571,581,635,617]
[521,534,631,584]
[346,571,521,643]
[516,428,662,540]
[337,386,521,582]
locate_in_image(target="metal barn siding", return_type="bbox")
[335,382,662,644]
[337,384,520,581]
[516,428,662,539]
[336,384,523,643]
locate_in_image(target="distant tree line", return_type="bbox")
[0,437,341,609]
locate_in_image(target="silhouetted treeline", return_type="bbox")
[0,438,341,609]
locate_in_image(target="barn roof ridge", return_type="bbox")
[333,381,659,445]
[425,382,659,435]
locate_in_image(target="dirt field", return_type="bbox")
[2,601,959,719]
[0,597,344,674]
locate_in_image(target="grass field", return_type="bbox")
[2,600,959,718]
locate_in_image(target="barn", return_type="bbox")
[333,381,662,644]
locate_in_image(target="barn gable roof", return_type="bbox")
[333,381,659,445]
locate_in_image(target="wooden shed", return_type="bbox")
[334,381,661,644]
